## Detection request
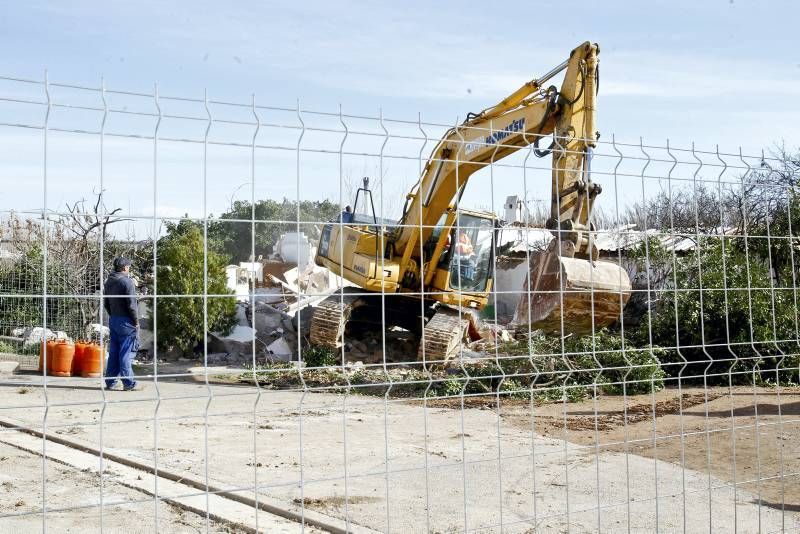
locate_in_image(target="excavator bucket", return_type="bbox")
[513,243,631,334]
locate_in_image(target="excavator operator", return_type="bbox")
[455,231,474,256]
[453,230,476,280]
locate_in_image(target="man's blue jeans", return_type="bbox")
[105,316,138,389]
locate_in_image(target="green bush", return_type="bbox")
[631,237,798,385]
[302,345,339,368]
[495,330,666,399]
[151,222,236,355]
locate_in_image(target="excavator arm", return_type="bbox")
[395,41,601,284]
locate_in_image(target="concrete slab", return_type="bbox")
[0,360,20,375]
[0,379,795,533]
[0,428,328,533]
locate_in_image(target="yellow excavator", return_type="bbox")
[311,41,631,361]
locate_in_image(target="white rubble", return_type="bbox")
[223,325,257,343]
[266,337,293,361]
[13,326,70,346]
[477,323,514,343]
[87,323,110,340]
[208,325,256,358]
[252,287,284,305]
[252,304,287,333]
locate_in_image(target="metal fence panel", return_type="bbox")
[0,74,798,533]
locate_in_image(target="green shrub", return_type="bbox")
[631,237,798,385]
[151,222,236,355]
[495,330,665,398]
[302,345,339,368]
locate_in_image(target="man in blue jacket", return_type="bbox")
[103,257,140,391]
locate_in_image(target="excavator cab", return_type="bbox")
[417,208,497,311]
[440,212,494,293]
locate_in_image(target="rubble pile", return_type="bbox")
[342,328,418,364]
[208,302,298,365]
[208,325,257,359]
[209,259,517,367]
[208,261,345,366]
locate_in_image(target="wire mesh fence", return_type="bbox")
[0,72,798,533]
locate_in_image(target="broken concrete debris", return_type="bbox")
[266,337,293,360]
[235,304,249,327]
[157,227,524,367]
[12,326,71,346]
[342,328,428,364]
[252,287,283,305]
[477,323,514,344]
[252,303,286,333]
[208,325,256,359]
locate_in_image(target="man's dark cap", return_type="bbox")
[113,257,132,271]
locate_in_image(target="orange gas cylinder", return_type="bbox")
[72,341,88,376]
[50,341,75,377]
[38,340,58,374]
[81,343,103,378]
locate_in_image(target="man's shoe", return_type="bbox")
[122,383,142,391]
[104,383,118,391]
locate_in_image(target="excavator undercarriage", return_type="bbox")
[309,288,480,363]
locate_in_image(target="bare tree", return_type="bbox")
[622,144,800,235]
[0,192,150,337]
[623,183,730,233]
[730,143,800,233]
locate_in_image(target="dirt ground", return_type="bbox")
[0,373,797,533]
[500,385,799,514]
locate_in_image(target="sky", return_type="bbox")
[1,0,799,234]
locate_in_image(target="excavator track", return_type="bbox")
[417,307,471,364]
[309,288,365,349]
